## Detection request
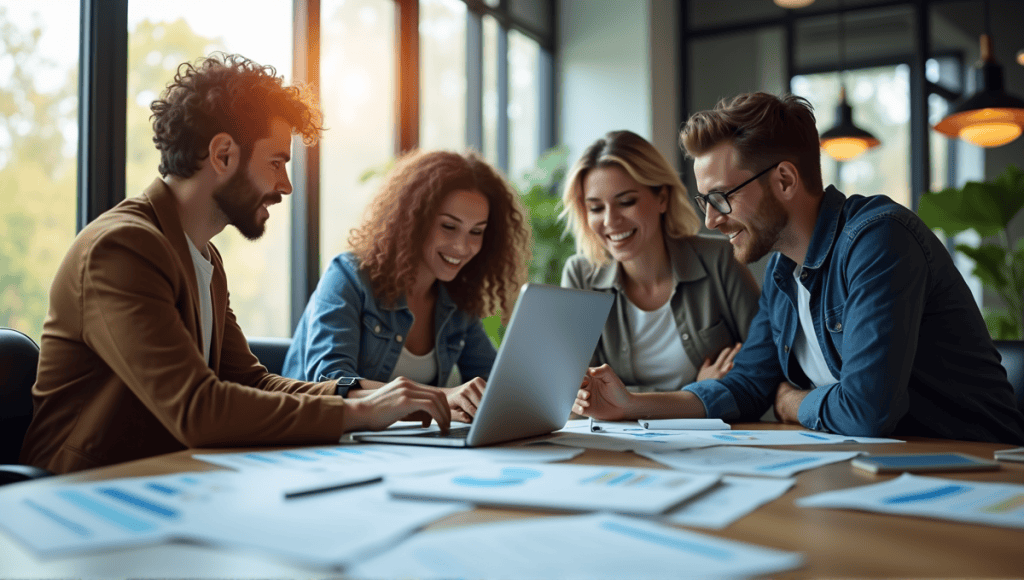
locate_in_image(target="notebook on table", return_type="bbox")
[350,283,613,448]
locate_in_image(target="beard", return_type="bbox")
[212,168,280,241]
[735,184,788,264]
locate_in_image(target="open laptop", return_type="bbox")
[351,283,613,447]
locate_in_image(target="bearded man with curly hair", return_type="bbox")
[22,53,451,474]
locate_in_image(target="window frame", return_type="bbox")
[76,0,556,332]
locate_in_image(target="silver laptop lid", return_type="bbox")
[464,283,613,446]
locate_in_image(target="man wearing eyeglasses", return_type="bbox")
[574,91,1024,444]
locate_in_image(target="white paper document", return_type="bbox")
[194,442,582,475]
[796,473,1024,529]
[546,431,719,453]
[348,513,804,580]
[663,476,796,529]
[638,446,862,478]
[680,429,903,446]
[0,469,463,567]
[387,462,720,515]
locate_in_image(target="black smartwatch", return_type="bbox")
[323,375,360,398]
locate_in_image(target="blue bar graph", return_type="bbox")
[98,488,179,519]
[57,490,155,532]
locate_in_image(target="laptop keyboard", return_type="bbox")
[418,426,472,439]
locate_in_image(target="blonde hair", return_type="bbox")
[560,130,701,265]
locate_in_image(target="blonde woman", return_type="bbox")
[561,130,759,418]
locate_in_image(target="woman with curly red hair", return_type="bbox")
[283,150,531,422]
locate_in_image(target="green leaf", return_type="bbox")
[481,314,504,348]
[918,165,1024,237]
[983,309,1022,340]
[956,244,1008,289]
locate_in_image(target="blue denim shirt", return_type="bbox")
[282,252,496,389]
[685,187,1024,444]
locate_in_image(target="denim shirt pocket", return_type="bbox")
[695,320,732,360]
[824,305,845,361]
[359,312,393,374]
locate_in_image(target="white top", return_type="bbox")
[186,238,215,364]
[792,266,838,388]
[389,347,438,385]
[625,296,695,390]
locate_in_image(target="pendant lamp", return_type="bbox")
[819,2,881,161]
[933,1,1024,148]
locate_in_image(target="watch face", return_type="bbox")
[336,377,358,386]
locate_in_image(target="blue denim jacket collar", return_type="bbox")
[802,186,846,271]
[588,237,710,291]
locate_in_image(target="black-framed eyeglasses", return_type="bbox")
[693,161,781,215]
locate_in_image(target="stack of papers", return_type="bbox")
[386,462,720,515]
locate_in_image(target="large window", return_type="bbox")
[126,1,294,337]
[319,0,396,268]
[792,65,912,207]
[420,0,466,151]
[0,3,78,341]
[507,29,539,183]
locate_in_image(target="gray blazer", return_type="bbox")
[561,235,761,391]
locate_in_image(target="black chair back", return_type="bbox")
[248,336,293,376]
[993,339,1024,411]
[0,328,40,464]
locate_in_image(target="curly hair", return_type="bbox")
[680,92,823,195]
[349,150,532,322]
[150,52,324,178]
[560,130,701,265]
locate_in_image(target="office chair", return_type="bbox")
[247,336,293,376]
[993,339,1024,411]
[0,327,52,485]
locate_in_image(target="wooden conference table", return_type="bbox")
[1,422,1022,578]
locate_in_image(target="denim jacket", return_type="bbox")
[685,187,1024,444]
[282,252,496,389]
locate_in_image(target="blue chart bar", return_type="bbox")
[57,490,155,532]
[180,476,200,485]
[98,488,179,519]
[280,451,317,462]
[601,520,733,561]
[336,448,366,455]
[797,432,830,441]
[881,485,969,505]
[244,453,278,464]
[314,449,339,456]
[146,483,178,496]
[757,457,818,471]
[606,472,635,486]
[23,499,92,537]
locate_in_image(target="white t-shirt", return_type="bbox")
[625,296,696,390]
[186,238,215,364]
[792,266,838,388]
[389,347,438,385]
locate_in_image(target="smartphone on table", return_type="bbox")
[851,453,1000,474]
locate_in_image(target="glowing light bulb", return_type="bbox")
[821,137,871,161]
[959,122,1023,147]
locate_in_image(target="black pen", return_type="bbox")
[283,475,384,500]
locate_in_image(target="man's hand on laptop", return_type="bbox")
[443,377,486,423]
[346,377,451,432]
[573,364,635,421]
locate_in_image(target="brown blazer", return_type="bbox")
[21,179,348,474]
